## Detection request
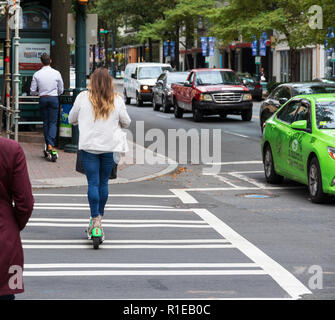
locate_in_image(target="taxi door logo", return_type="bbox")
[291,139,299,152]
[288,134,303,171]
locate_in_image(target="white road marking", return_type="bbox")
[32,207,193,212]
[171,187,303,204]
[23,270,267,277]
[22,239,230,244]
[202,173,240,188]
[204,161,263,166]
[169,189,198,204]
[24,262,258,269]
[23,244,235,249]
[223,131,250,139]
[34,204,174,209]
[33,193,177,198]
[29,218,206,224]
[227,172,268,189]
[193,208,312,299]
[26,223,211,228]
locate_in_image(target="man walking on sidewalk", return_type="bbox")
[30,53,64,160]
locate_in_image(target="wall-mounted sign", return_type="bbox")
[19,42,50,70]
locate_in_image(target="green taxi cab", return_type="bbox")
[262,93,335,203]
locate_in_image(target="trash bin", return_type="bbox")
[58,90,74,149]
[64,88,87,153]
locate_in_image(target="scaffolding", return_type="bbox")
[0,0,20,141]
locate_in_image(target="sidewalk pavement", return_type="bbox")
[17,130,177,189]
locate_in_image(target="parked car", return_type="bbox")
[123,62,172,106]
[152,71,189,113]
[262,93,335,203]
[237,72,263,101]
[313,77,335,84]
[171,68,252,122]
[259,82,335,131]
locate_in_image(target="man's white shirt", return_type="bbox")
[30,66,64,97]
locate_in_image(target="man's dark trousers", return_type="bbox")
[39,96,59,147]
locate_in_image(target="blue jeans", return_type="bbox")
[39,96,59,147]
[81,151,114,218]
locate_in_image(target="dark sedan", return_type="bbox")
[152,71,189,113]
[259,82,335,131]
[237,72,263,101]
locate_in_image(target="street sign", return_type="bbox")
[201,37,207,56]
[259,32,267,57]
[251,39,258,56]
[208,37,215,56]
[255,56,261,65]
[163,41,169,57]
[67,13,98,45]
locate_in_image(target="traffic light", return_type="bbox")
[77,0,89,5]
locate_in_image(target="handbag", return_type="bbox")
[76,150,118,180]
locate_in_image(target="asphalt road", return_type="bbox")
[19,99,335,300]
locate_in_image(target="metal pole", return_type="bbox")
[4,6,11,138]
[64,2,86,153]
[75,3,86,88]
[13,0,20,141]
[110,21,115,77]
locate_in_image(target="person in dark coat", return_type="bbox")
[0,137,34,300]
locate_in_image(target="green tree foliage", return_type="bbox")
[208,0,335,81]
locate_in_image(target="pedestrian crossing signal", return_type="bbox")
[77,0,88,5]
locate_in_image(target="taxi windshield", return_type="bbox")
[316,101,335,129]
[195,71,241,86]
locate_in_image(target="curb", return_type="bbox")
[31,141,178,189]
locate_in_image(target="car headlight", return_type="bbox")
[200,93,212,102]
[141,85,150,92]
[242,93,252,101]
[328,147,335,160]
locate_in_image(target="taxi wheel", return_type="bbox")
[264,144,283,184]
[308,157,326,203]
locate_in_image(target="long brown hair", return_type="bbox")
[88,68,115,120]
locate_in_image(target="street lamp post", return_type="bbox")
[64,1,87,153]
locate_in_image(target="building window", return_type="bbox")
[325,49,335,78]
[22,7,50,29]
[300,48,312,81]
[280,50,289,82]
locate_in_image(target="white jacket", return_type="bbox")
[68,91,131,153]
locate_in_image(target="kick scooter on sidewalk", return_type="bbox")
[43,144,58,162]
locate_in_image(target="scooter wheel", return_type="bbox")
[93,237,100,250]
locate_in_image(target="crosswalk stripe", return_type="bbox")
[22,239,229,244]
[24,262,259,269]
[28,218,206,224]
[23,244,235,249]
[26,223,211,228]
[23,270,268,277]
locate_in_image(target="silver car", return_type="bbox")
[152,71,189,113]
